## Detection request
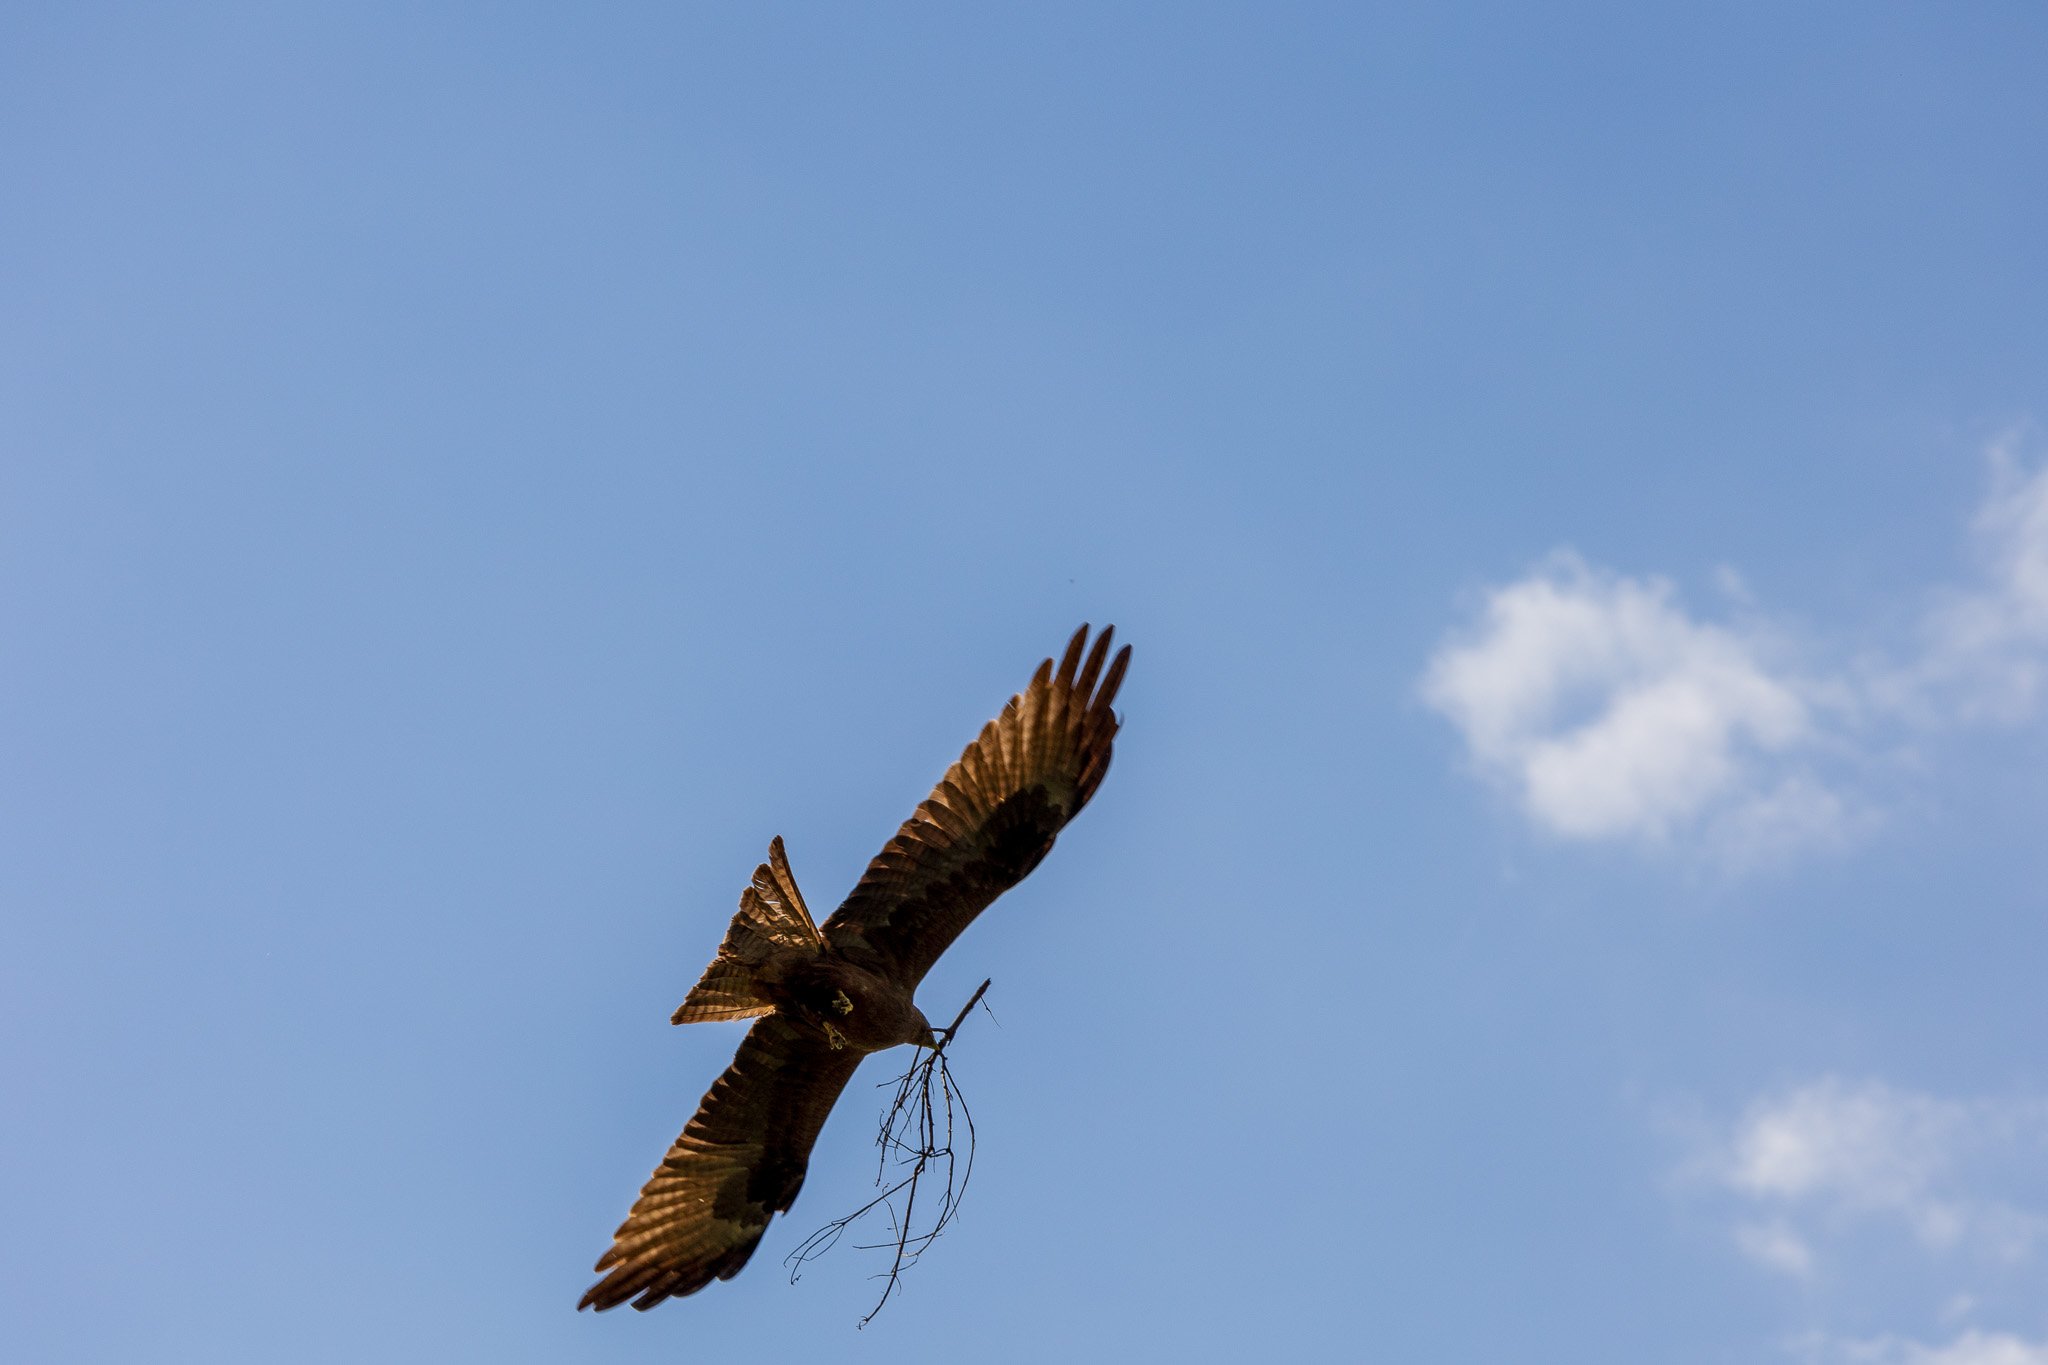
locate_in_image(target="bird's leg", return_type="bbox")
[831,989,854,1015]
[822,1020,848,1050]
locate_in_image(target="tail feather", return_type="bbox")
[672,838,821,1025]
[749,836,820,950]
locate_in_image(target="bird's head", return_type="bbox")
[912,1008,941,1051]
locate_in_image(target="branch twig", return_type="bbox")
[785,978,991,1327]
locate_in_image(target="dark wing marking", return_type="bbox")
[580,1015,864,1311]
[821,624,1129,986]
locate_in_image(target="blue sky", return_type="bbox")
[5,5,2047,1362]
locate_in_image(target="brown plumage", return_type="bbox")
[581,625,1131,1312]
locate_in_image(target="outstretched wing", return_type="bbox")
[580,1015,864,1311]
[822,624,1130,986]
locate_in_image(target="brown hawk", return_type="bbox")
[581,625,1130,1311]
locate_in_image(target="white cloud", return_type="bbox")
[1420,553,1839,852]
[1682,1079,2048,1365]
[1423,443,2048,862]
[1722,1079,1967,1235]
[1696,1077,2048,1277]
[1792,1330,2048,1365]
[1899,443,2048,724]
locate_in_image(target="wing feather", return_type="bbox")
[580,1015,863,1311]
[821,624,1130,985]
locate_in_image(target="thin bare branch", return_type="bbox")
[785,978,991,1327]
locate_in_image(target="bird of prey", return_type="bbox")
[581,625,1131,1312]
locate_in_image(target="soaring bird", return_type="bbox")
[581,625,1131,1311]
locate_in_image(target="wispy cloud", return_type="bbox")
[1681,1077,2048,1360]
[1889,439,2048,725]
[1711,1077,2043,1261]
[1736,1218,1817,1278]
[1422,442,2048,862]
[1790,1329,2048,1365]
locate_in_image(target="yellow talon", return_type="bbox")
[831,990,854,1015]
[823,1021,848,1050]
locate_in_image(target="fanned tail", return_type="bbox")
[672,837,822,1024]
